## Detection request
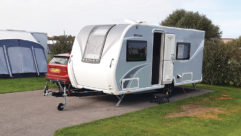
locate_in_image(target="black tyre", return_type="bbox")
[57,103,65,111]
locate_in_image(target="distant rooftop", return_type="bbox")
[221,38,234,44]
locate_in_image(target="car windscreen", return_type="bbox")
[49,57,69,65]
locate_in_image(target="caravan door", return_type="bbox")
[162,34,175,84]
[152,32,163,85]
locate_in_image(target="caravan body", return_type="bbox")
[68,24,205,95]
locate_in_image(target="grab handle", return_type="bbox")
[109,58,114,68]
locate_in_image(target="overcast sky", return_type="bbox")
[0,0,240,38]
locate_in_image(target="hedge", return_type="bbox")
[202,38,241,87]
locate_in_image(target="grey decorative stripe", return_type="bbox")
[120,64,148,89]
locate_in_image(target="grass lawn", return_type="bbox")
[55,84,241,136]
[0,77,56,94]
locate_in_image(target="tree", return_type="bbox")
[161,9,222,40]
[49,35,75,55]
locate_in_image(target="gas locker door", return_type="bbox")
[162,34,175,84]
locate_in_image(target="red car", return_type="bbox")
[46,53,70,85]
[44,53,103,111]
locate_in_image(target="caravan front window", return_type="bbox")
[82,25,114,63]
[126,40,147,61]
[176,43,191,60]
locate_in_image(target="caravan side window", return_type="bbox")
[176,43,191,60]
[126,40,147,61]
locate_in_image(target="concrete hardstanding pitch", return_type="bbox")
[0,87,212,136]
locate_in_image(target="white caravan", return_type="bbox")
[68,24,205,98]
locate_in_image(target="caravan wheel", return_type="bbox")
[57,103,65,111]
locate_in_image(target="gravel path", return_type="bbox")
[0,87,212,136]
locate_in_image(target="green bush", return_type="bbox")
[50,35,75,55]
[203,39,241,87]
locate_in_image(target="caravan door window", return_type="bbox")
[82,25,114,63]
[176,43,191,60]
[126,40,147,61]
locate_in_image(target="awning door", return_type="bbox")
[162,34,175,84]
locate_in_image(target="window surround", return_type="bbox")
[176,42,191,60]
[126,40,147,62]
